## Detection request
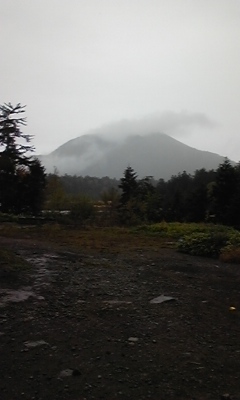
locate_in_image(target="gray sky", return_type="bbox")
[1,0,240,160]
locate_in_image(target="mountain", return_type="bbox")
[39,134,118,176]
[39,132,230,180]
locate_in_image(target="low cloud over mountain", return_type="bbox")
[39,111,228,180]
[96,111,216,141]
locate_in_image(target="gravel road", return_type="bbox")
[0,238,240,400]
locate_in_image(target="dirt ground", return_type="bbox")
[0,235,240,400]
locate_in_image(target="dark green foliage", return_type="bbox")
[59,174,120,200]
[119,166,138,206]
[118,167,162,225]
[45,172,68,211]
[178,232,229,258]
[22,158,46,215]
[0,103,46,215]
[69,196,95,223]
[117,161,240,227]
[185,185,208,222]
[210,159,240,226]
[101,187,119,205]
[156,169,215,223]
[177,228,240,259]
[41,157,240,228]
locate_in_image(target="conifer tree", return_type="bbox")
[0,103,46,214]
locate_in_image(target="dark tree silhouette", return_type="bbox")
[0,103,46,214]
[211,159,237,225]
[119,166,138,206]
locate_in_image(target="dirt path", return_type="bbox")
[0,237,240,400]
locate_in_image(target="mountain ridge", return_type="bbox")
[39,132,230,179]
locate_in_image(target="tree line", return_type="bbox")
[1,103,240,228]
[117,163,240,227]
[45,160,240,228]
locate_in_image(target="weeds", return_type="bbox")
[1,220,240,262]
[0,248,31,277]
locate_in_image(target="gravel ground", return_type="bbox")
[0,237,240,400]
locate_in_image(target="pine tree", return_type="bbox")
[118,166,138,206]
[0,103,46,214]
[211,159,237,225]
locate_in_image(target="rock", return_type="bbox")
[59,368,81,377]
[24,340,49,348]
[59,369,74,378]
[128,337,139,342]
[72,369,81,376]
[149,295,176,304]
[103,300,132,305]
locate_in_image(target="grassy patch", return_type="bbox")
[0,248,31,279]
[177,229,240,259]
[133,222,240,261]
[1,221,240,262]
[220,248,240,263]
[0,223,169,253]
[177,232,229,258]
[0,212,19,223]
[132,222,234,239]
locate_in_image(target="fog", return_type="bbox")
[40,110,226,178]
[91,111,216,143]
[0,0,240,161]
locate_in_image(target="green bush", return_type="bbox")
[69,196,95,223]
[219,231,240,262]
[178,232,231,258]
[0,212,19,223]
[132,222,233,239]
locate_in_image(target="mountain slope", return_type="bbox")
[39,134,118,175]
[40,133,229,179]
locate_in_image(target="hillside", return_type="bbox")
[40,132,228,179]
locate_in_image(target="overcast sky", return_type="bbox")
[1,0,240,160]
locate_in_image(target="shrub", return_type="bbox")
[132,222,233,239]
[177,232,229,258]
[69,196,95,224]
[220,231,240,263]
[0,212,19,223]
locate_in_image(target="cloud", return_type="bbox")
[90,111,216,141]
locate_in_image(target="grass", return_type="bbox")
[0,223,171,253]
[0,248,31,276]
[0,221,240,262]
[132,222,235,238]
[220,248,240,263]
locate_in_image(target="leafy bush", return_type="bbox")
[0,212,19,223]
[177,232,229,258]
[69,196,95,224]
[132,222,233,239]
[177,228,240,259]
[220,231,240,263]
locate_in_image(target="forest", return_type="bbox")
[1,103,240,229]
[45,160,240,228]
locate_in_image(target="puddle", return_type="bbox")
[24,340,49,348]
[0,252,61,307]
[26,253,59,289]
[150,295,176,304]
[103,300,132,305]
[0,287,45,307]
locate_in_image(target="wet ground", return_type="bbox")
[0,237,240,400]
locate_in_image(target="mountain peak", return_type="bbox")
[39,132,229,179]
